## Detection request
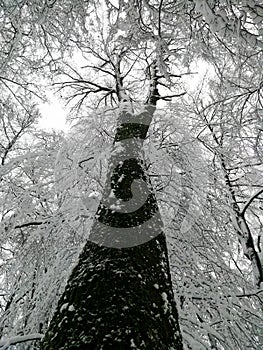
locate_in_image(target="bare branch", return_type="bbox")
[14,221,44,229]
[241,188,263,216]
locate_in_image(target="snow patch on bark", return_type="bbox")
[161,292,169,313]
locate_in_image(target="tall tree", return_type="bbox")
[40,42,184,347]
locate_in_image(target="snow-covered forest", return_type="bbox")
[0,0,263,349]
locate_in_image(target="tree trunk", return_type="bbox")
[40,103,183,349]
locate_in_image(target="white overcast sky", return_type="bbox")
[38,94,69,132]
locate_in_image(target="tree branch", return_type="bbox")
[14,221,44,229]
[0,333,43,350]
[241,188,263,216]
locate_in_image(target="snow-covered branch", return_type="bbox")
[194,0,263,49]
[0,333,43,350]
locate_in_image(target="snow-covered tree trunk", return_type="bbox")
[40,88,183,348]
